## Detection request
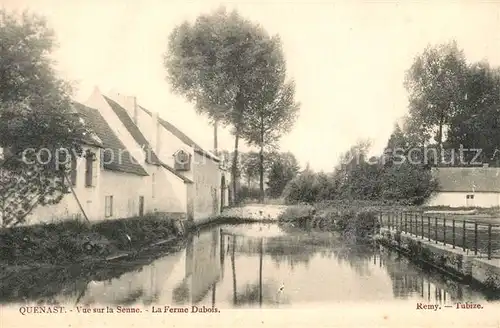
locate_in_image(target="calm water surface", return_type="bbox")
[0,223,494,308]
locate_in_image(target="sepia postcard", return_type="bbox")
[1,0,500,327]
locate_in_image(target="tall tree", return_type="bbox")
[0,10,87,227]
[383,123,408,167]
[404,40,468,163]
[241,75,300,202]
[447,61,500,164]
[164,7,283,202]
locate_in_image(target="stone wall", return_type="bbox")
[471,258,500,290]
[377,228,500,291]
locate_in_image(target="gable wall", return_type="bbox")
[25,144,102,225]
[426,191,500,208]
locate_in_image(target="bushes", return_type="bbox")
[0,214,180,266]
[335,209,378,239]
[282,162,437,206]
[277,203,378,239]
[282,171,336,204]
[277,204,315,222]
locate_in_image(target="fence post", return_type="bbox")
[474,222,478,255]
[488,224,492,260]
[435,217,438,244]
[462,220,466,252]
[404,213,407,233]
[400,212,403,230]
[428,216,431,241]
[443,217,447,246]
[452,219,456,249]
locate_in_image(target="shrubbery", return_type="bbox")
[277,204,379,239]
[0,214,181,266]
[281,125,439,206]
[277,204,315,222]
[282,159,437,206]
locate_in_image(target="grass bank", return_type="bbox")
[0,214,185,268]
[288,199,500,215]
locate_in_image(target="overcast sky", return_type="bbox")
[3,0,500,171]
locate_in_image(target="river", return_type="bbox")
[0,222,494,308]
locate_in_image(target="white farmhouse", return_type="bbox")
[426,166,500,208]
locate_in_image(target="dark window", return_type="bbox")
[466,194,475,199]
[70,155,77,186]
[174,150,191,171]
[139,196,144,217]
[105,195,113,217]
[85,151,94,187]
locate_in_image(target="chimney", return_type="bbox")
[151,110,159,154]
[213,121,218,156]
[131,96,138,125]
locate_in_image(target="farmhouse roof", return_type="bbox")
[433,167,500,192]
[139,106,220,163]
[74,102,149,176]
[103,96,193,184]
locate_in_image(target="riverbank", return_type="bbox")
[4,219,494,313]
[376,227,500,298]
[0,205,286,271]
[5,201,500,295]
[0,213,188,269]
[276,203,378,238]
[274,202,500,297]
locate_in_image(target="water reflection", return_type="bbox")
[379,247,478,302]
[0,223,494,307]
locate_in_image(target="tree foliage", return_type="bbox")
[404,40,468,156]
[404,40,500,167]
[282,131,438,205]
[446,61,500,163]
[218,149,299,201]
[241,72,300,200]
[0,10,87,227]
[164,7,293,201]
[240,151,260,187]
[282,40,500,205]
[266,151,300,198]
